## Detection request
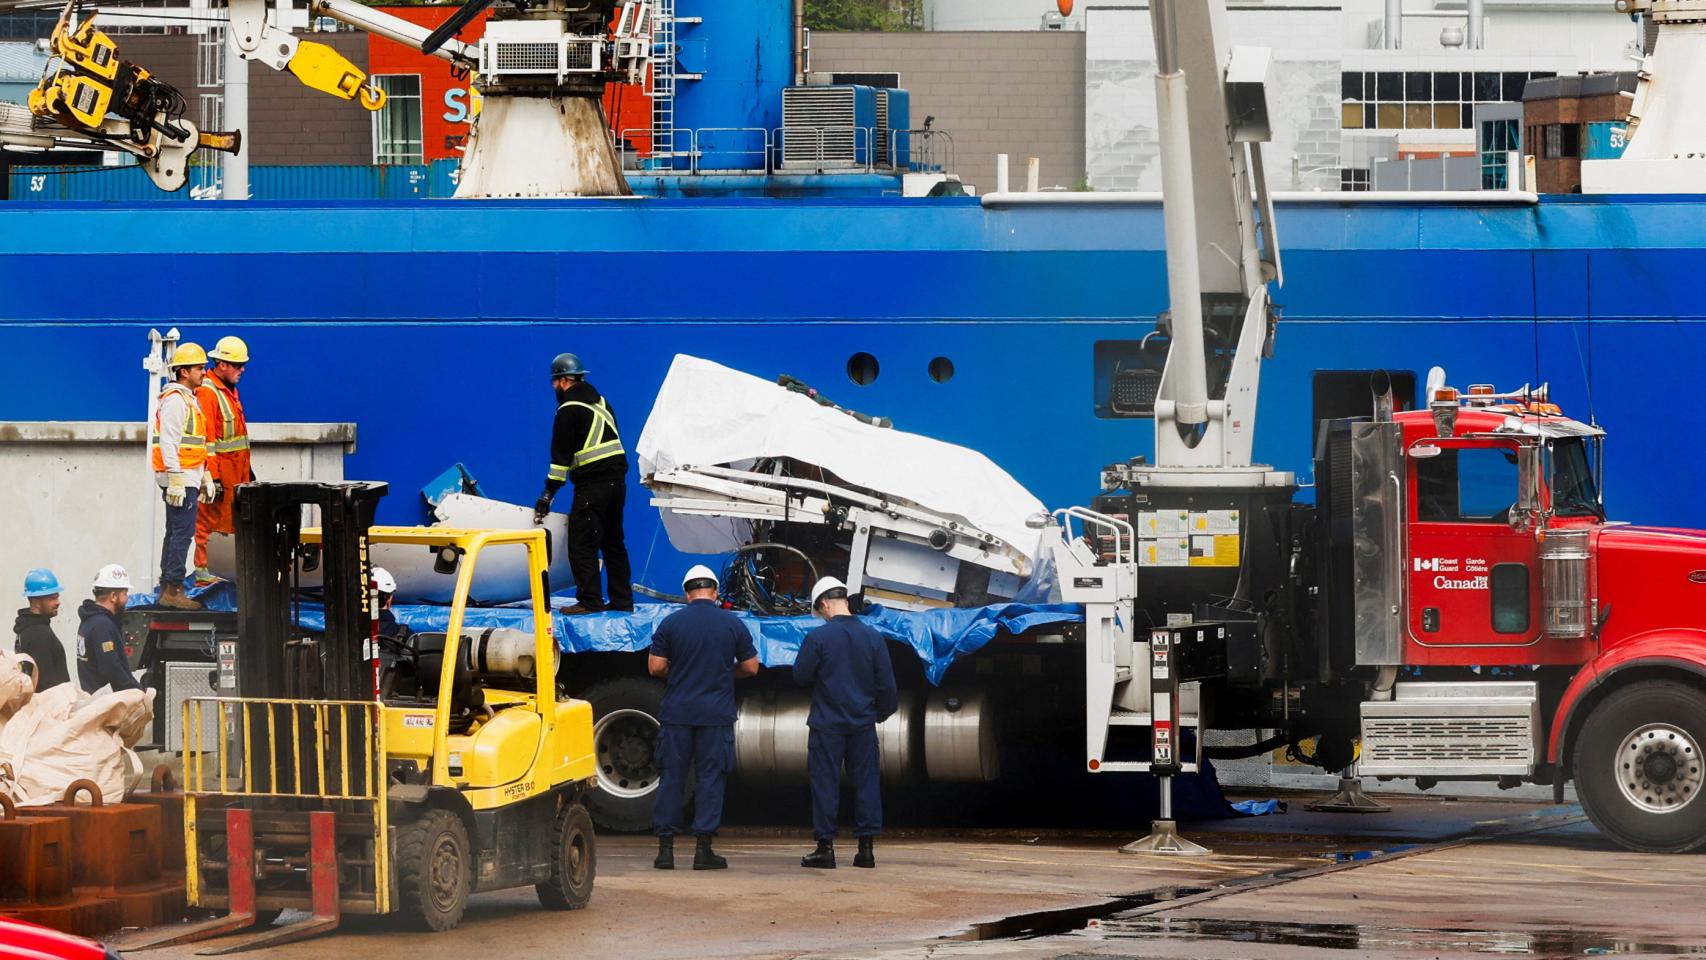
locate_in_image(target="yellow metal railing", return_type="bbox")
[181,697,390,913]
[183,697,385,800]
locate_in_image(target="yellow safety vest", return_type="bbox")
[548,398,624,482]
[151,382,207,472]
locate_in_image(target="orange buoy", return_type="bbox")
[1057,0,1073,14]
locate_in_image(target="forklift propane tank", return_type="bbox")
[468,627,559,679]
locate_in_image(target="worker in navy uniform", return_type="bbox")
[647,565,760,870]
[76,564,142,694]
[794,576,898,869]
[533,353,634,614]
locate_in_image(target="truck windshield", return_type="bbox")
[1549,437,1601,518]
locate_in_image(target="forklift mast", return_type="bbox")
[233,481,388,701]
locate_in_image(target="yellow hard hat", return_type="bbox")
[209,335,250,364]
[169,342,208,368]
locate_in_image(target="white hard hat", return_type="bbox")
[372,567,397,594]
[810,576,849,608]
[682,564,719,590]
[92,563,132,590]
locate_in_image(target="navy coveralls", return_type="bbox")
[650,599,757,838]
[793,616,899,841]
[76,599,139,694]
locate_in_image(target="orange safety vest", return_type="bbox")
[197,374,250,485]
[151,382,207,472]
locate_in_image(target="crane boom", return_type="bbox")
[1148,0,1281,472]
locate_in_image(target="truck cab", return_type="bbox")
[1340,380,1706,852]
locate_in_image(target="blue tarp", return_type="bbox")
[308,595,1082,684]
[133,583,1080,682]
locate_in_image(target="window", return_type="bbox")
[1340,168,1372,192]
[371,74,424,166]
[1340,69,1553,132]
[1491,563,1531,634]
[1480,118,1520,189]
[1540,123,1582,160]
[1548,438,1602,518]
[1416,446,1519,523]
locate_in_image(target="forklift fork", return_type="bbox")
[129,809,343,954]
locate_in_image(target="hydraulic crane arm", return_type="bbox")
[9,0,241,191]
[222,0,478,112]
[1148,0,1281,471]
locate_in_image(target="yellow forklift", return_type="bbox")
[138,482,597,952]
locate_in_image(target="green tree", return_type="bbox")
[805,0,921,31]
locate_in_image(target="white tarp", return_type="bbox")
[637,355,1046,562]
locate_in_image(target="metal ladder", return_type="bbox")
[648,0,678,164]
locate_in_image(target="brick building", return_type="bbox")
[1521,73,1635,194]
[810,31,1087,192]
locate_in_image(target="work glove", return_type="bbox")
[200,480,220,504]
[165,471,187,507]
[533,494,553,525]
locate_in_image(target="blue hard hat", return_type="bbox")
[22,568,61,599]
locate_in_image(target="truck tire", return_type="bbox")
[394,809,471,932]
[583,676,668,832]
[1574,680,1706,853]
[536,800,596,910]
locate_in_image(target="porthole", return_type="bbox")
[928,356,955,383]
[847,352,879,386]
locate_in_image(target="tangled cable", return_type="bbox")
[719,543,819,616]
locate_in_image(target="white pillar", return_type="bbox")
[221,37,249,200]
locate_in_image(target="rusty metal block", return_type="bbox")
[31,780,163,891]
[0,894,120,938]
[111,879,188,928]
[128,766,187,873]
[0,793,73,906]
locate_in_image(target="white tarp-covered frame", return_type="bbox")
[636,355,1046,565]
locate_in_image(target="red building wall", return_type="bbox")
[367,7,650,163]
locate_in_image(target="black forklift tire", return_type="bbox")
[536,800,596,910]
[583,676,669,832]
[395,809,472,932]
[1574,680,1706,853]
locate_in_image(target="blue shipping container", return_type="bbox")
[1584,122,1629,160]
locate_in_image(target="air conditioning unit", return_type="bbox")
[781,85,877,169]
[876,88,910,170]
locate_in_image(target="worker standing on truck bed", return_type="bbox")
[647,565,760,871]
[192,335,252,587]
[152,343,207,610]
[794,577,898,870]
[14,568,69,692]
[533,352,634,613]
[77,564,140,694]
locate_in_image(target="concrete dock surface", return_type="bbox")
[120,793,1706,960]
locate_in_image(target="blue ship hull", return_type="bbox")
[2,193,1699,589]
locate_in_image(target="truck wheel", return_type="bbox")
[536,800,596,910]
[583,677,667,832]
[395,809,471,932]
[1574,680,1706,853]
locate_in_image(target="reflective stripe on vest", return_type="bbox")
[560,398,625,470]
[206,381,249,454]
[151,382,207,471]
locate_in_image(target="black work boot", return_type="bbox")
[693,834,728,871]
[654,836,674,870]
[800,838,836,869]
[854,837,875,869]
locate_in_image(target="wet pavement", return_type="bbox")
[117,794,1706,960]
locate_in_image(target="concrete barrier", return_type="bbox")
[0,421,355,673]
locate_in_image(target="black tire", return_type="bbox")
[1574,680,1706,853]
[583,676,668,832]
[394,809,472,932]
[536,800,596,910]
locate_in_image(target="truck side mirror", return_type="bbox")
[1515,445,1542,525]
